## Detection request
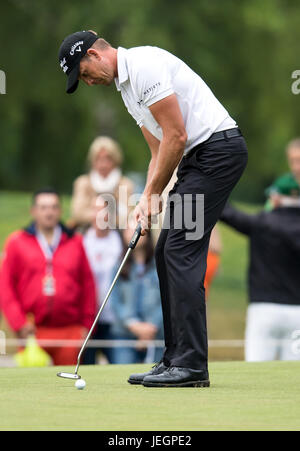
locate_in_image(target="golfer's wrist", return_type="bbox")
[144,184,163,198]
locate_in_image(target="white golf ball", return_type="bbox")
[75,379,86,390]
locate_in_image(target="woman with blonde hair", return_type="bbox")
[70,136,134,229]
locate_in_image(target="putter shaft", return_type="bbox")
[74,247,132,375]
[57,223,142,380]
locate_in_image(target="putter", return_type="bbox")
[57,222,142,380]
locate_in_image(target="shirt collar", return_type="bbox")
[114,47,129,91]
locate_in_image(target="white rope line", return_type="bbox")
[1,338,297,348]
[2,339,164,348]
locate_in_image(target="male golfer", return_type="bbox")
[58,31,248,387]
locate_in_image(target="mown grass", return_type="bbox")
[0,362,299,431]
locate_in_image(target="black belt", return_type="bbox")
[204,127,242,144]
[183,127,242,159]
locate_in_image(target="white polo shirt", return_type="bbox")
[115,46,237,155]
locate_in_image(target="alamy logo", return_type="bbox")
[291,70,300,95]
[291,330,300,355]
[0,70,6,94]
[0,330,6,355]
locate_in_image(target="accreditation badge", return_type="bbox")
[42,274,56,296]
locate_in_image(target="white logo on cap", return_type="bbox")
[60,57,68,73]
[70,40,84,56]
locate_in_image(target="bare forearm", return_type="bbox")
[144,156,157,193]
[136,96,187,232]
[145,136,184,196]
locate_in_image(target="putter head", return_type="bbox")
[57,372,81,380]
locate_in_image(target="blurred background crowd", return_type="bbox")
[1,0,300,367]
[1,134,300,367]
[0,136,222,366]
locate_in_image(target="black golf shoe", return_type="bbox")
[142,366,210,388]
[128,361,168,385]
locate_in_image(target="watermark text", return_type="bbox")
[291,70,300,95]
[94,189,205,241]
[0,331,6,355]
[0,70,6,94]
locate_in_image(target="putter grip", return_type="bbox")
[129,223,142,249]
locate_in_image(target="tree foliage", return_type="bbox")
[0,0,299,201]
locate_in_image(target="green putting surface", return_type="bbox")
[0,361,300,431]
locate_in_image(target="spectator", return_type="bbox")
[70,136,134,229]
[110,223,164,364]
[220,201,300,362]
[0,188,96,365]
[265,138,300,210]
[83,196,123,364]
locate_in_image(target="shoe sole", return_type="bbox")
[143,380,210,388]
[127,379,144,385]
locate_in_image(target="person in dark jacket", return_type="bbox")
[0,188,96,365]
[220,201,300,361]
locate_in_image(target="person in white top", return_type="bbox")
[83,196,123,364]
[58,30,248,387]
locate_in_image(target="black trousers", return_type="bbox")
[155,134,248,370]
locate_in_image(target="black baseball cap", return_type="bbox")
[58,31,99,94]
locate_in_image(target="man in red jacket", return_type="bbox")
[0,188,96,365]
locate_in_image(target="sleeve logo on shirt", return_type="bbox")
[143,82,161,96]
[137,82,161,106]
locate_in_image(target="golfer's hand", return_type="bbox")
[134,194,162,235]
